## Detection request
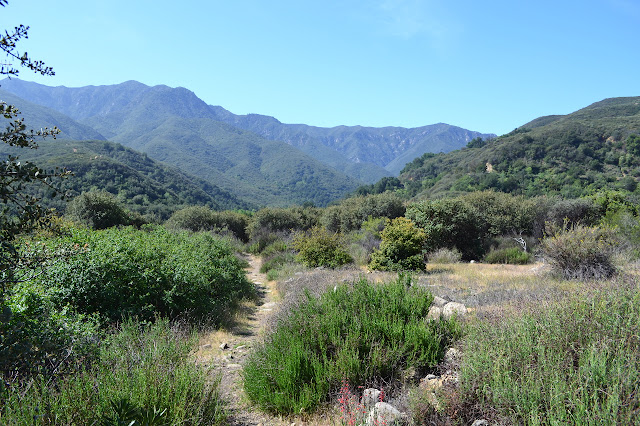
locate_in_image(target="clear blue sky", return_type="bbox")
[2,0,639,135]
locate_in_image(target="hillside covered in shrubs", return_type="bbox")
[354,97,640,200]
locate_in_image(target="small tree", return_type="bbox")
[369,217,427,271]
[1,2,66,295]
[292,227,352,268]
[65,191,132,230]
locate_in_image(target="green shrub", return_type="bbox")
[1,287,99,380]
[246,206,320,253]
[459,288,640,425]
[483,247,532,264]
[544,197,601,228]
[369,217,427,271]
[321,193,405,233]
[165,206,249,242]
[31,225,253,325]
[460,191,541,237]
[1,319,227,425]
[242,276,461,415]
[292,227,353,268]
[247,206,320,240]
[66,191,138,230]
[260,252,296,275]
[541,224,617,280]
[406,198,484,260]
[427,247,462,264]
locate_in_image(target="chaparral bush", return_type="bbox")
[483,247,532,265]
[31,225,254,325]
[541,224,617,280]
[242,275,461,415]
[369,217,427,271]
[66,191,140,230]
[292,227,353,268]
[321,193,405,233]
[165,206,249,242]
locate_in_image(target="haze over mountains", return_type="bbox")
[0,78,493,207]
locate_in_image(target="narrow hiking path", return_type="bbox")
[195,254,289,426]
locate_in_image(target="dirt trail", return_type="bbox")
[196,254,288,426]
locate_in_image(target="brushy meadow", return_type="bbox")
[242,275,462,415]
[457,279,640,425]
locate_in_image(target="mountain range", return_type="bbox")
[0,78,493,207]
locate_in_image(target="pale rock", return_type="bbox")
[472,420,489,426]
[219,342,229,350]
[367,402,401,426]
[361,388,381,408]
[442,302,467,319]
[427,306,442,320]
[201,344,212,349]
[432,296,448,307]
[444,347,462,365]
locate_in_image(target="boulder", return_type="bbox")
[442,302,467,319]
[367,402,401,426]
[427,306,442,320]
[361,388,382,408]
[432,296,448,307]
[444,347,462,365]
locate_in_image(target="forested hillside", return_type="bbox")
[0,139,250,219]
[393,97,640,199]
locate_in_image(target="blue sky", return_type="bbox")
[2,0,639,135]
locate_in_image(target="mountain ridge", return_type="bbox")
[1,78,495,182]
[395,96,640,199]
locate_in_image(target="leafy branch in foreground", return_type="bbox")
[1,1,66,296]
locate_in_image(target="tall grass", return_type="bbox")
[459,282,640,425]
[242,275,461,415]
[1,319,227,425]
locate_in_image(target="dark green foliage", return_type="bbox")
[395,98,640,199]
[541,224,617,280]
[466,137,487,148]
[460,288,640,425]
[247,206,320,253]
[165,206,249,241]
[31,225,253,325]
[459,191,542,237]
[1,319,227,425]
[292,227,353,268]
[242,276,461,414]
[406,192,546,259]
[483,247,532,264]
[66,191,137,229]
[248,206,320,238]
[369,217,427,271]
[1,283,99,380]
[0,58,64,295]
[353,176,404,196]
[406,198,484,260]
[0,139,250,220]
[544,197,601,228]
[321,193,406,233]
